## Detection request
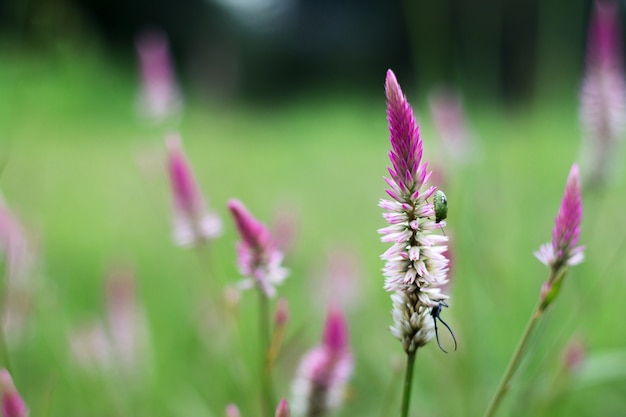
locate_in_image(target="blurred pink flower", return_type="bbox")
[535,164,584,270]
[136,30,182,121]
[313,247,363,313]
[291,307,353,417]
[0,196,30,283]
[562,336,586,373]
[105,266,150,370]
[0,370,28,417]
[167,134,222,247]
[580,0,626,186]
[225,404,241,417]
[0,196,36,343]
[429,88,476,165]
[68,266,150,373]
[228,199,288,298]
[271,204,300,256]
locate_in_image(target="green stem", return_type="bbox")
[483,304,543,417]
[258,291,274,417]
[400,350,417,417]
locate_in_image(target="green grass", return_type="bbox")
[1,47,626,417]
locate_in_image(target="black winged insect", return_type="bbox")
[431,300,457,353]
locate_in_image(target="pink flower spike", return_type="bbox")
[275,399,290,417]
[228,199,288,298]
[580,1,626,186]
[166,134,222,247]
[381,71,451,353]
[136,30,182,121]
[535,164,584,270]
[0,370,28,417]
[587,0,622,71]
[291,307,353,417]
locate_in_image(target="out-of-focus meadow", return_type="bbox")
[1,1,626,416]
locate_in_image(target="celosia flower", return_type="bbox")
[379,70,449,352]
[167,134,222,247]
[535,164,584,270]
[136,30,182,121]
[291,307,353,417]
[579,0,626,186]
[228,199,288,298]
[0,369,28,417]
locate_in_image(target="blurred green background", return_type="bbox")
[1,0,626,416]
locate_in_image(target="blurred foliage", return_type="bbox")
[1,41,626,417]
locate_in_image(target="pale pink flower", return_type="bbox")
[136,30,182,121]
[225,403,241,417]
[0,196,30,283]
[0,196,35,343]
[313,247,363,312]
[580,0,626,186]
[380,70,450,352]
[228,199,288,297]
[105,266,150,371]
[68,322,113,370]
[167,134,222,247]
[291,307,353,417]
[535,164,584,270]
[68,266,150,373]
[429,88,476,164]
[0,370,28,417]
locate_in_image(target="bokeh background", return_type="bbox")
[1,0,626,416]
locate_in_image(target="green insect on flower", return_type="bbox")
[433,190,448,224]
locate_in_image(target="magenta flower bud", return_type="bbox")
[275,399,290,417]
[580,1,626,186]
[535,164,584,270]
[1,370,28,417]
[166,134,222,247]
[136,30,182,121]
[228,199,288,297]
[225,403,241,417]
[291,307,353,417]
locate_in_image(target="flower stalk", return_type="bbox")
[229,200,288,417]
[484,164,583,417]
[379,70,451,417]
